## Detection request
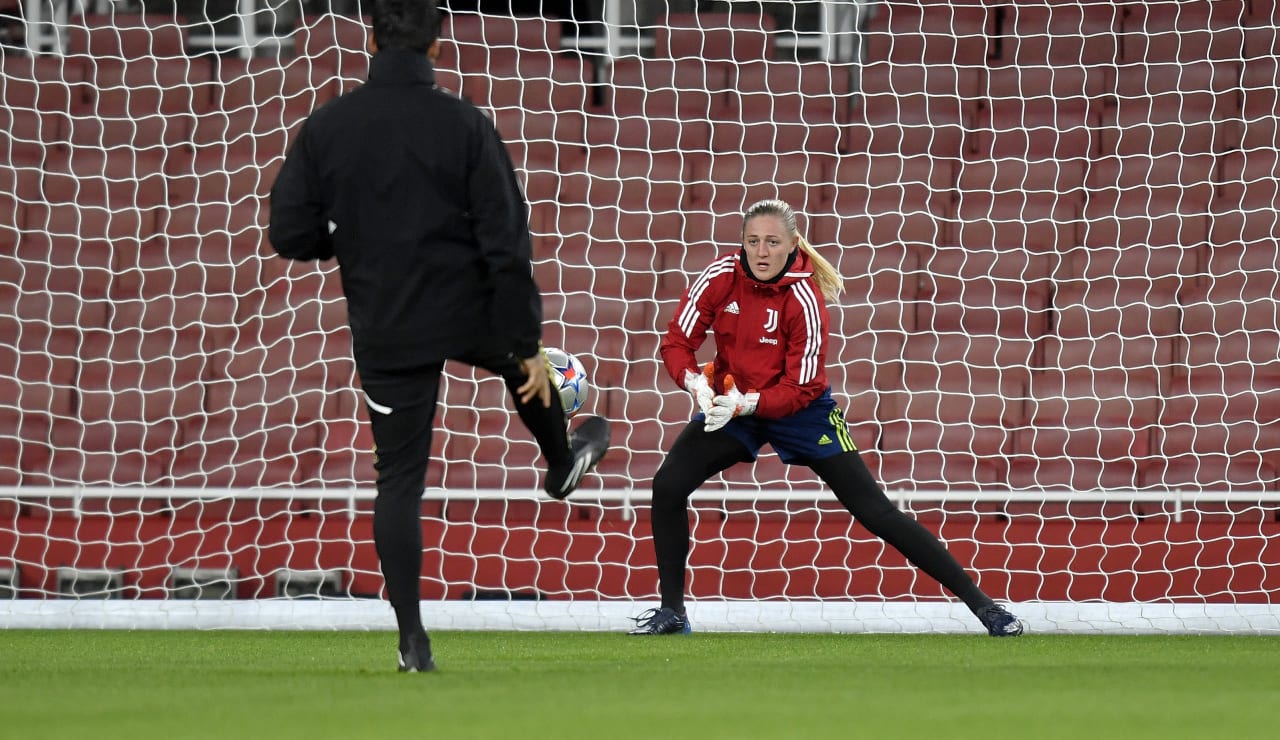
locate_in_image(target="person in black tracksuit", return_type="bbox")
[267,0,609,673]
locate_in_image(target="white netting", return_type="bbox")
[0,0,1277,631]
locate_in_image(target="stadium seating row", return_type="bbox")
[4,150,1277,246]
[4,401,1276,491]
[868,0,1276,65]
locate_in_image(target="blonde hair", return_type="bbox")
[743,199,844,301]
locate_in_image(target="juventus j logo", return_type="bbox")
[763,308,779,333]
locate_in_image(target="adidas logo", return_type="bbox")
[724,301,740,314]
[818,434,833,445]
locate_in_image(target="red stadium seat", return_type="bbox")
[171,147,284,208]
[189,99,303,168]
[430,62,489,108]
[292,13,371,91]
[0,337,77,418]
[488,107,585,166]
[301,417,379,487]
[851,61,975,158]
[172,414,313,488]
[216,57,335,113]
[0,54,86,113]
[827,152,952,216]
[1181,242,1279,347]
[1140,454,1277,491]
[1053,276,1182,342]
[1159,383,1280,458]
[951,158,1084,253]
[688,152,829,216]
[1120,0,1245,62]
[537,202,685,250]
[157,201,267,261]
[834,242,919,338]
[985,64,1106,119]
[608,57,732,120]
[995,2,1121,66]
[870,450,1003,490]
[80,56,215,116]
[655,11,776,62]
[1240,58,1279,151]
[969,104,1098,163]
[898,333,1033,406]
[1012,424,1152,475]
[709,117,843,157]
[39,143,175,213]
[44,417,175,486]
[1200,238,1279,286]
[443,12,564,72]
[1025,367,1162,435]
[9,232,117,298]
[880,417,1011,467]
[948,192,1078,254]
[5,290,109,338]
[584,112,711,153]
[1005,454,1142,492]
[480,51,590,113]
[0,107,62,167]
[731,60,853,123]
[859,60,982,116]
[807,207,949,254]
[557,148,690,213]
[1039,336,1175,393]
[1086,152,1217,214]
[65,13,189,58]
[1216,149,1280,210]
[76,328,207,421]
[862,1,992,66]
[1102,62,1240,156]
[1080,193,1209,250]
[913,247,1054,339]
[1181,328,1280,389]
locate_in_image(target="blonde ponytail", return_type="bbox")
[796,234,844,302]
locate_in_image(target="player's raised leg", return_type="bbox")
[475,350,611,500]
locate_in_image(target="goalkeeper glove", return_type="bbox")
[684,363,715,414]
[704,374,759,432]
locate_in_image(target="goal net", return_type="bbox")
[0,0,1277,633]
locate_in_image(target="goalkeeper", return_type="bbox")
[629,199,1023,637]
[267,0,610,673]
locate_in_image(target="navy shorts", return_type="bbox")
[695,388,858,463]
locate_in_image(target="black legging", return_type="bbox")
[649,420,996,614]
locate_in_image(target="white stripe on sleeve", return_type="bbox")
[677,256,736,337]
[790,282,823,384]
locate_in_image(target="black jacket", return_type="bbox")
[268,48,542,370]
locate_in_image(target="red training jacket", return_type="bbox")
[660,248,830,419]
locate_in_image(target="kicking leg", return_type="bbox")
[471,351,609,499]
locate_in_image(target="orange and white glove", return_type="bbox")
[704,374,759,432]
[683,362,715,414]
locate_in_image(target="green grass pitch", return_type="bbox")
[2,630,1278,739]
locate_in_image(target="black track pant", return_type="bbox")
[359,353,573,640]
[649,420,995,614]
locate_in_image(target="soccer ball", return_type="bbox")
[545,346,589,416]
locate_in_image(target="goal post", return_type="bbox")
[1,0,1278,633]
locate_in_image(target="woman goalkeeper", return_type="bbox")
[629,198,1024,637]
